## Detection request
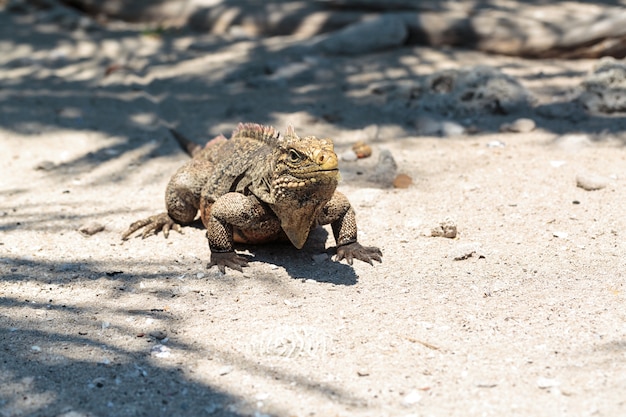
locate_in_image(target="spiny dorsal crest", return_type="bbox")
[232,123,281,146]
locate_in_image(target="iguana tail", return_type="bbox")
[169,129,202,157]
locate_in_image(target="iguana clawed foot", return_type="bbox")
[208,251,249,274]
[122,213,183,240]
[336,242,383,265]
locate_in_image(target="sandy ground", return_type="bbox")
[1,2,626,417]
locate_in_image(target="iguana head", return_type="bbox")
[270,126,340,249]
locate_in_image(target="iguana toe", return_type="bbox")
[208,251,249,274]
[336,242,382,265]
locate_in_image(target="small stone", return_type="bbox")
[576,174,608,191]
[441,121,465,137]
[150,344,171,358]
[196,272,206,279]
[31,345,42,353]
[352,141,372,159]
[554,134,592,150]
[35,160,56,171]
[311,253,329,263]
[486,140,506,148]
[341,150,358,162]
[78,222,105,236]
[500,118,536,133]
[450,243,480,261]
[401,390,422,406]
[537,377,560,389]
[357,369,370,377]
[393,173,413,189]
[415,115,443,136]
[431,218,457,239]
[149,330,167,340]
[550,160,567,168]
[552,231,568,239]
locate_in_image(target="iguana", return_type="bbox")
[122,123,382,273]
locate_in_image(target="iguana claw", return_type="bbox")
[336,242,382,265]
[122,212,182,240]
[208,251,249,274]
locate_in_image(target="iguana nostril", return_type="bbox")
[317,151,338,170]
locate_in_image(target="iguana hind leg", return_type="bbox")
[122,161,205,240]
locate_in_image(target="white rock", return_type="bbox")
[576,174,609,191]
[401,390,422,406]
[537,377,560,389]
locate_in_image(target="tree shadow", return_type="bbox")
[3,1,626,188]
[0,254,369,416]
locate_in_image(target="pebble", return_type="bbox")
[552,231,569,239]
[500,118,536,133]
[576,174,608,191]
[554,134,592,150]
[150,344,171,358]
[486,140,506,148]
[149,330,167,340]
[401,390,422,406]
[537,377,560,389]
[415,115,443,136]
[311,253,329,263]
[450,243,480,261]
[352,141,372,159]
[431,218,457,239]
[393,173,413,189]
[440,121,465,137]
[79,222,105,236]
[357,369,370,377]
[341,149,358,162]
[34,160,56,171]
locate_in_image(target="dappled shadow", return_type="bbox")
[2,1,626,187]
[0,253,369,416]
[239,227,360,285]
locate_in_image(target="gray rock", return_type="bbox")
[421,66,533,116]
[78,222,105,236]
[579,57,626,113]
[367,149,398,187]
[431,218,458,239]
[315,15,408,55]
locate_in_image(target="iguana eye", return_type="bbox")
[287,149,300,162]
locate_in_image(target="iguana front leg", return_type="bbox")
[202,192,281,273]
[318,192,382,265]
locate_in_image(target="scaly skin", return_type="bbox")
[123,123,382,273]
